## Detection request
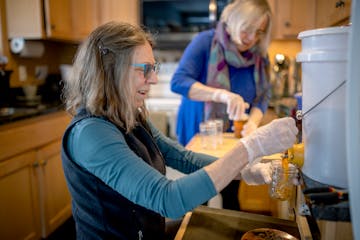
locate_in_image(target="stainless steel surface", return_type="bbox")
[0,105,45,116]
[0,103,62,124]
[0,107,40,117]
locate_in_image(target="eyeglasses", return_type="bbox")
[242,26,266,38]
[132,62,160,79]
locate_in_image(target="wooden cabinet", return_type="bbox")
[6,0,139,42]
[268,0,316,39]
[316,0,352,28]
[5,0,44,39]
[0,0,5,53]
[98,0,139,26]
[44,0,99,41]
[0,112,71,239]
[43,0,73,40]
[0,151,41,240]
[36,140,72,237]
[71,0,99,40]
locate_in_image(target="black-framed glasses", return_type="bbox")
[132,62,160,79]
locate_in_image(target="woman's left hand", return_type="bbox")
[240,161,272,185]
[241,159,301,186]
[212,89,249,120]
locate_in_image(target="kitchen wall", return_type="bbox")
[1,0,352,88]
[0,0,326,91]
[0,0,302,88]
[268,39,302,96]
[268,40,301,65]
[8,42,76,87]
[2,38,301,89]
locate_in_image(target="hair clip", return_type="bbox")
[99,45,109,55]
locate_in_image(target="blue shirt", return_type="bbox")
[171,29,269,145]
[67,117,218,219]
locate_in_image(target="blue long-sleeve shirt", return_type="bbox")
[171,29,269,146]
[67,117,218,219]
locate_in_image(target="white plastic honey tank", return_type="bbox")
[296,26,349,188]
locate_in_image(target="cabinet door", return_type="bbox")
[44,0,72,40]
[37,140,72,238]
[99,0,139,26]
[71,0,99,41]
[0,151,41,240]
[316,0,352,28]
[45,0,99,42]
[0,1,4,53]
[271,0,315,39]
[5,0,44,39]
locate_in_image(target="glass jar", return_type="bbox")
[269,160,298,201]
[214,119,224,145]
[199,121,218,149]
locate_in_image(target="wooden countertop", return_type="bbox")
[185,108,278,157]
[186,132,240,158]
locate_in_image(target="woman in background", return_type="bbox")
[171,0,272,145]
[171,0,273,210]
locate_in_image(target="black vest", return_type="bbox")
[61,110,166,239]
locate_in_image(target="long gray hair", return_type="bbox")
[63,21,154,132]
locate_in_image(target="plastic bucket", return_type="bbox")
[296,26,349,188]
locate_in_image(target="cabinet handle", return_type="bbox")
[336,0,345,8]
[284,21,291,28]
[40,160,48,166]
[33,162,40,167]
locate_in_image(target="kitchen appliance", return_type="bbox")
[296,26,349,188]
[141,0,230,48]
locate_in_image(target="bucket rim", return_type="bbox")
[298,26,350,39]
[296,51,348,62]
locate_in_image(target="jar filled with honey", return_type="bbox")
[269,160,298,201]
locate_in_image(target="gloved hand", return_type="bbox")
[240,117,298,162]
[241,160,272,185]
[241,159,301,185]
[241,119,258,137]
[212,89,249,120]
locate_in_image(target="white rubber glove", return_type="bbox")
[241,160,272,185]
[212,89,249,120]
[240,117,298,162]
[241,119,258,137]
[241,160,300,185]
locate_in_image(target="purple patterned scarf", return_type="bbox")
[204,22,269,127]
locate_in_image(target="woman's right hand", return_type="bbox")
[212,89,249,120]
[240,117,298,162]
